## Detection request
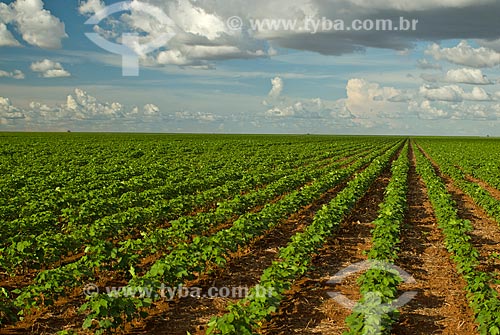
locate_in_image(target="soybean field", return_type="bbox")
[1,134,500,335]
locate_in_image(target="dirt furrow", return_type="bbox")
[392,143,476,335]
[259,162,393,335]
[126,176,357,335]
[417,145,500,293]
[0,157,362,335]
[464,173,500,203]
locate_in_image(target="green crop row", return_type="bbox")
[344,142,409,335]
[1,143,363,271]
[205,141,404,334]
[416,138,500,191]
[414,144,500,335]
[78,142,401,334]
[11,144,373,314]
[2,140,353,237]
[1,137,367,244]
[416,142,500,226]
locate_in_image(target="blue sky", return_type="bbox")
[1,0,500,135]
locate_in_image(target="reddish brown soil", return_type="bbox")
[125,172,358,335]
[261,144,477,335]
[393,144,476,335]
[461,172,500,202]
[0,154,364,335]
[0,150,361,288]
[260,157,393,334]
[417,145,500,294]
[4,144,498,335]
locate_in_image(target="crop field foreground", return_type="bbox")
[1,133,500,335]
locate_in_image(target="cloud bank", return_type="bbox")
[0,0,67,49]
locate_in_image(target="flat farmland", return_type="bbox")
[1,134,500,335]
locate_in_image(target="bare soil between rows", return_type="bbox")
[261,143,476,335]
[0,153,366,335]
[125,163,363,335]
[393,143,476,335]
[417,144,500,295]
[4,143,496,334]
[261,152,394,334]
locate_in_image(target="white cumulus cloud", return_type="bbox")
[419,84,493,102]
[0,23,20,46]
[419,85,464,102]
[409,100,449,120]
[30,59,71,78]
[444,68,492,85]
[0,89,165,128]
[345,78,408,121]
[268,77,284,98]
[462,87,492,101]
[0,69,24,79]
[78,0,105,16]
[425,40,500,68]
[412,101,498,121]
[143,103,160,116]
[78,0,276,68]
[0,97,25,124]
[65,88,124,119]
[0,0,67,49]
[423,68,495,85]
[416,58,442,70]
